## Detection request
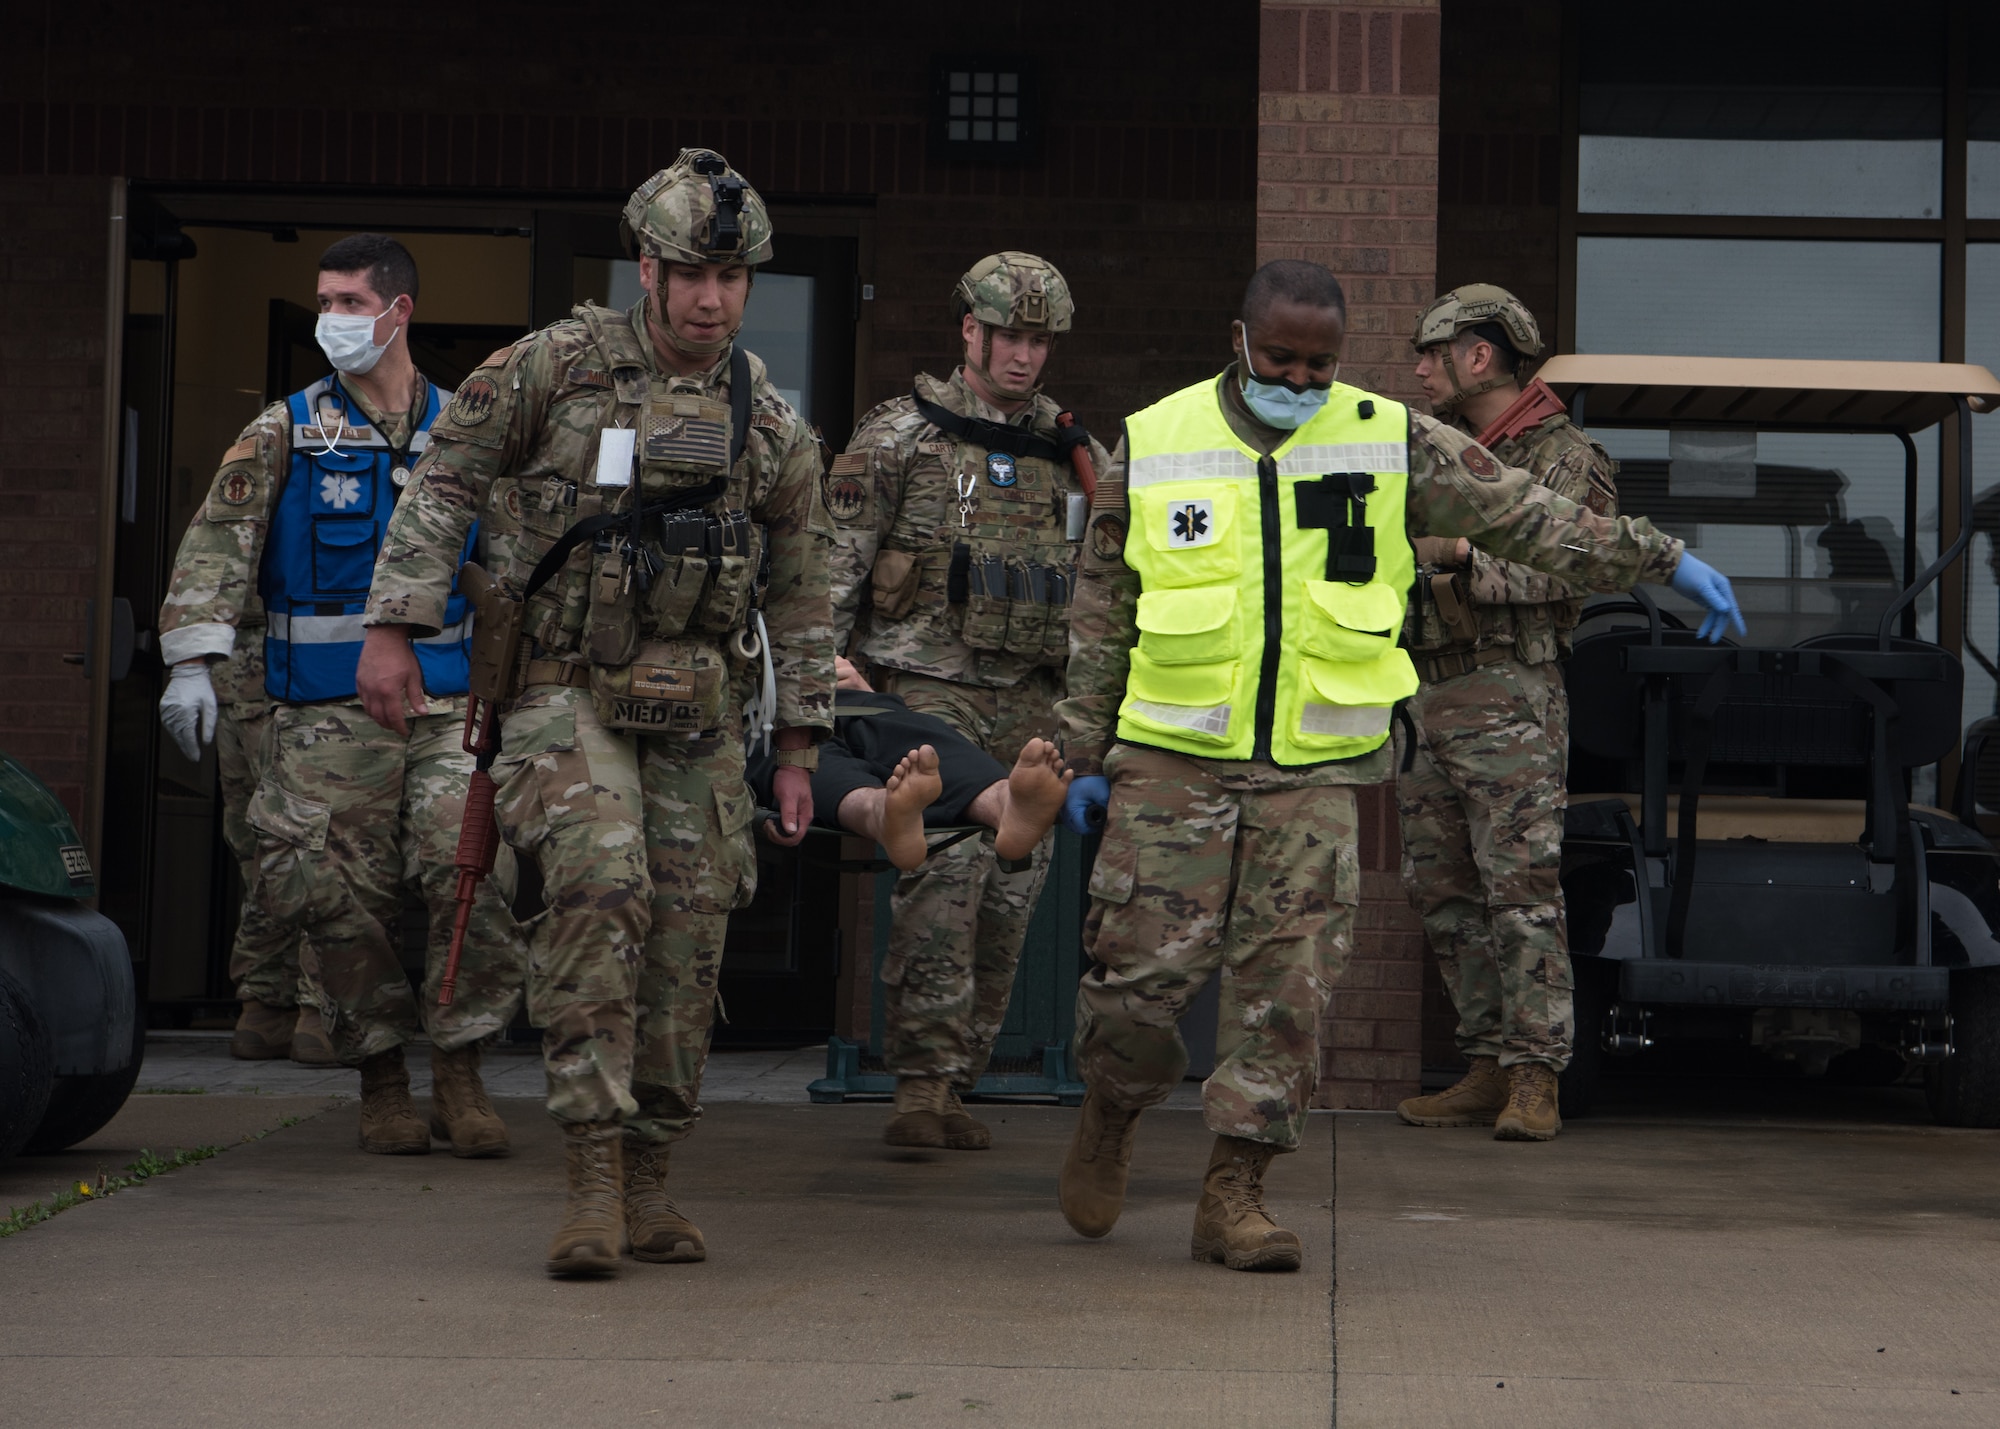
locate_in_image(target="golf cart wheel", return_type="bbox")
[0,966,54,1162]
[25,1016,144,1154]
[1925,966,2000,1127]
[1557,953,1616,1119]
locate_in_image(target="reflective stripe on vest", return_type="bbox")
[262,377,475,703]
[1114,380,1420,766]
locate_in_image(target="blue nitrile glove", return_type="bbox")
[1063,775,1110,835]
[1668,552,1747,643]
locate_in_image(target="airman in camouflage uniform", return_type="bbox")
[1396,285,1620,1143]
[828,252,1111,1151]
[1055,260,1719,1271]
[358,150,835,1277]
[199,601,324,1062]
[156,237,525,1167]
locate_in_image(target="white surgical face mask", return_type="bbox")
[315,298,402,375]
[1238,327,1333,430]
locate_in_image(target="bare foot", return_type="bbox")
[995,738,1072,860]
[881,745,944,871]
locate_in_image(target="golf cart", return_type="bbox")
[1543,355,2000,1125]
[0,751,142,1159]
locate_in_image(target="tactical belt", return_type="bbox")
[912,390,1092,464]
[1411,646,1513,684]
[520,346,753,606]
[521,657,591,690]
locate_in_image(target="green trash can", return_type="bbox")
[808,828,1092,1104]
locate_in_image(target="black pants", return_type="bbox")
[748,691,1009,830]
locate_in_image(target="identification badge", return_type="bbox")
[596,427,637,488]
[1065,491,1088,541]
[986,452,1017,488]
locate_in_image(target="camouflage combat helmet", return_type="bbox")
[953,251,1074,333]
[1411,283,1543,411]
[620,148,774,267]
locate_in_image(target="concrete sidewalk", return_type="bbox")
[0,1095,1332,1428]
[1337,1080,2000,1429]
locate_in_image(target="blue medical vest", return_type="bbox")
[260,376,476,702]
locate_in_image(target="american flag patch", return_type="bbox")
[644,414,729,468]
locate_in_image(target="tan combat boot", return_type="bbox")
[1058,1091,1141,1238]
[546,1123,624,1278]
[883,1076,949,1148]
[428,1042,510,1158]
[1493,1062,1562,1142]
[625,1144,706,1263]
[288,1005,338,1067]
[939,1088,993,1151]
[356,1046,430,1155]
[1395,1056,1508,1127]
[1190,1135,1303,1273]
[229,1000,292,1060]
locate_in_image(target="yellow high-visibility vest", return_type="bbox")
[1115,378,1418,765]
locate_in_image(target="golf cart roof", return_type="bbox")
[1538,354,2000,432]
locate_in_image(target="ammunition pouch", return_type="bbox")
[950,540,1075,663]
[1426,570,1480,646]
[589,638,730,734]
[460,562,528,705]
[870,548,921,620]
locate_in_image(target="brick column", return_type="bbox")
[1260,2,1439,1109]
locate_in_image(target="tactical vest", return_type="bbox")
[262,377,473,702]
[876,374,1080,675]
[1116,381,1418,765]
[504,306,766,735]
[1406,413,1614,666]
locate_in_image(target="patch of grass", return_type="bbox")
[0,1144,222,1238]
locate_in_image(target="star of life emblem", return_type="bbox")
[319,474,362,510]
[1166,498,1215,548]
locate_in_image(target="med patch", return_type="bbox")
[1165,498,1215,549]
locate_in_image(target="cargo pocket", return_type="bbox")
[1086,828,1137,906]
[1299,579,1402,663]
[311,518,378,598]
[246,780,331,926]
[1131,484,1241,587]
[1292,650,1419,751]
[709,777,759,912]
[1121,649,1239,746]
[490,700,596,850]
[1136,586,1239,665]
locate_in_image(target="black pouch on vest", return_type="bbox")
[947,542,971,605]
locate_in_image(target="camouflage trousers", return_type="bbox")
[1075,744,1359,1151]
[250,700,527,1063]
[1395,659,1574,1070]
[489,685,757,1141]
[876,667,1059,1086]
[214,698,307,1009]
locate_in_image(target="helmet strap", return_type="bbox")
[651,277,737,358]
[1431,340,1507,415]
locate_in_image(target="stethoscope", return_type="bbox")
[310,381,415,488]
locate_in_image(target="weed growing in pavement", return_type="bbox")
[0,1145,222,1237]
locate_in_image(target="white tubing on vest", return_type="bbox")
[1299,702,1391,737]
[1126,699,1233,737]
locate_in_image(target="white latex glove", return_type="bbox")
[159,660,218,762]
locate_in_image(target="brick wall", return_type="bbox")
[1260,2,1440,1109]
[1256,0,1440,405]
[0,1,1259,828]
[0,176,108,819]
